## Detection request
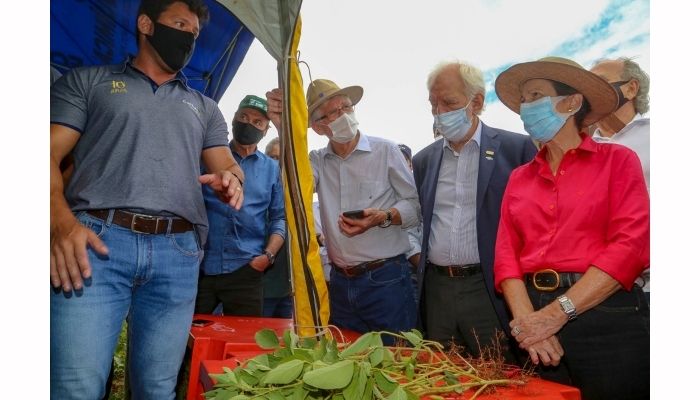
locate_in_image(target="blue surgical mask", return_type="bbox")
[519,96,576,143]
[433,100,473,142]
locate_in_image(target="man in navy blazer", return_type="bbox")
[412,61,537,360]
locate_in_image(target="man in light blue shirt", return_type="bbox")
[267,79,421,342]
[196,95,286,316]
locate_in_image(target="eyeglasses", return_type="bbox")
[314,104,354,124]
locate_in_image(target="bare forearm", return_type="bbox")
[265,233,285,255]
[561,266,621,314]
[50,158,76,231]
[502,278,536,318]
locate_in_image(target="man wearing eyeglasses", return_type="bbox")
[266,80,420,342]
[195,95,286,317]
[590,57,651,303]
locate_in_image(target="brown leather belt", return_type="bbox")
[427,261,482,277]
[331,255,403,278]
[525,269,583,291]
[86,209,194,235]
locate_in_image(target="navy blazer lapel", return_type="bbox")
[476,125,501,217]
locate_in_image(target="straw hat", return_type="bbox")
[495,56,617,126]
[306,79,363,126]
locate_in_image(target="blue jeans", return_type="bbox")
[51,211,202,399]
[263,296,294,318]
[329,256,416,344]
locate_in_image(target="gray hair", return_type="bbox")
[427,61,485,115]
[265,137,280,156]
[596,56,650,114]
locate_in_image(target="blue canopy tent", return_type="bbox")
[50,0,255,102]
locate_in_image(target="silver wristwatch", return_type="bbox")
[378,209,392,228]
[557,295,577,321]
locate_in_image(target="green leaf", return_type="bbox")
[361,377,375,400]
[249,354,272,371]
[331,394,344,400]
[291,348,314,363]
[311,341,327,361]
[387,386,407,400]
[369,347,383,367]
[238,369,260,388]
[299,337,317,349]
[410,329,423,341]
[373,370,398,394]
[342,365,367,400]
[322,345,339,364]
[261,359,305,385]
[382,348,395,367]
[256,329,281,349]
[283,329,299,350]
[289,384,309,400]
[444,370,458,386]
[302,359,355,389]
[400,331,422,347]
[267,392,286,400]
[404,362,415,380]
[339,332,378,358]
[405,389,419,400]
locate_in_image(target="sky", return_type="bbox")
[220,0,650,159]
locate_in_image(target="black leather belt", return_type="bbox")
[86,209,193,235]
[332,255,403,278]
[525,269,583,291]
[427,261,482,277]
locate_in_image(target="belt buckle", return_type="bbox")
[130,213,159,234]
[532,269,560,292]
[447,266,455,278]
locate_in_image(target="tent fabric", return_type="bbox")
[217,0,303,62]
[50,0,254,102]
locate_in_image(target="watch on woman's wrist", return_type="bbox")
[557,295,577,321]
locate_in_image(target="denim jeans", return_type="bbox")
[51,211,202,399]
[528,284,649,400]
[263,296,294,318]
[329,256,416,345]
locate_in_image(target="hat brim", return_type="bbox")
[307,86,363,126]
[239,105,269,118]
[495,61,618,126]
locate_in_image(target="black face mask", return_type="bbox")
[233,120,265,145]
[146,22,195,72]
[610,80,631,110]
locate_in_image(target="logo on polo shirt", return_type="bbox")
[182,99,202,116]
[110,80,127,94]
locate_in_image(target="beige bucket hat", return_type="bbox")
[306,79,363,126]
[495,56,617,126]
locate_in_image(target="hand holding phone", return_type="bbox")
[342,209,365,219]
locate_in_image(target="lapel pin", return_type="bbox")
[485,150,495,156]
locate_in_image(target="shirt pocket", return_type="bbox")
[340,180,380,210]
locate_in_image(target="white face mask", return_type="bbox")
[328,111,359,143]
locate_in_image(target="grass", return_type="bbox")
[106,323,190,400]
[107,323,128,400]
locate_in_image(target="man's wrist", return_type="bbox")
[378,209,393,228]
[263,250,276,264]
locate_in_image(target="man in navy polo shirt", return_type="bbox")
[195,95,286,317]
[50,1,244,398]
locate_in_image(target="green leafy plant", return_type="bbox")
[205,328,525,400]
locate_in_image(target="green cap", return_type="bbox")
[238,95,268,115]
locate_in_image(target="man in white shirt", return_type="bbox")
[266,79,421,342]
[591,57,651,302]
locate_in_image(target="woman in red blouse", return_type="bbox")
[493,57,649,400]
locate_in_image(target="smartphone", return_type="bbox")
[192,319,213,327]
[342,209,365,219]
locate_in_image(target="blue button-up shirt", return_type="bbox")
[200,147,286,275]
